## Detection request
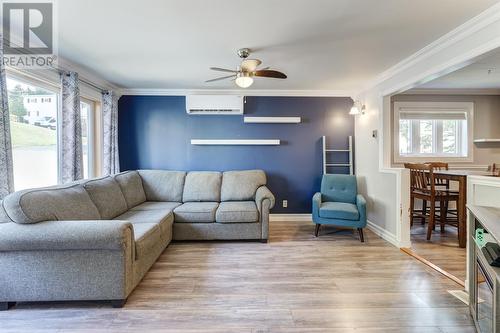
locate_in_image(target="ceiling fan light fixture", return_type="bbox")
[235,72,253,88]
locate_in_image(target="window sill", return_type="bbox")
[394,155,474,164]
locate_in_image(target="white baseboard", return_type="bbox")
[270,215,402,248]
[270,214,312,222]
[366,220,400,247]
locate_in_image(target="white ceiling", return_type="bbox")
[58,0,499,91]
[418,48,500,90]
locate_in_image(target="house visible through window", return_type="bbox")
[394,101,473,162]
[7,77,59,190]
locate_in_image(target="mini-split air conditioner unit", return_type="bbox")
[186,95,244,115]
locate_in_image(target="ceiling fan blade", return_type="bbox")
[240,59,262,72]
[205,74,237,83]
[209,67,238,73]
[253,70,287,79]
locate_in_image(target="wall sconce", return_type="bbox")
[349,101,365,115]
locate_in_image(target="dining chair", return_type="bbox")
[404,163,459,240]
[425,162,450,189]
[425,162,458,229]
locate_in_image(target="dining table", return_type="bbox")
[433,169,498,248]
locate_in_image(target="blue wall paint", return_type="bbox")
[118,96,354,213]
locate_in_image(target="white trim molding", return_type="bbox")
[270,214,312,222]
[120,88,355,97]
[366,220,399,247]
[361,2,500,95]
[403,88,500,96]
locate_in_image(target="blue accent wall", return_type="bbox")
[118,96,354,213]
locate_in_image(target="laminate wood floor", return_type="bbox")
[0,220,474,333]
[410,223,466,282]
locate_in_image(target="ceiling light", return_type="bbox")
[349,101,365,115]
[235,72,253,88]
[349,106,360,115]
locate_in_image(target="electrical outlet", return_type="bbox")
[282,200,288,208]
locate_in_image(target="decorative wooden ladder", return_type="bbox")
[322,135,353,175]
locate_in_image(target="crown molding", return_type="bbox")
[56,57,122,92]
[402,88,500,95]
[120,88,355,98]
[359,2,500,96]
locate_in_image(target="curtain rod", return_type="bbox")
[55,67,109,93]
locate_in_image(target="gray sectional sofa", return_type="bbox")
[0,169,275,310]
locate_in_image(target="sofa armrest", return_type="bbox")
[356,194,367,224]
[255,186,275,212]
[0,220,134,252]
[312,192,322,218]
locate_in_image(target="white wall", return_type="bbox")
[354,4,500,248]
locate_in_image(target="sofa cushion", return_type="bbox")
[182,171,222,202]
[115,209,174,245]
[174,202,219,223]
[0,201,13,223]
[138,170,186,202]
[131,201,181,211]
[319,202,359,221]
[216,201,259,223]
[2,183,101,224]
[221,170,266,201]
[132,223,162,260]
[83,177,128,219]
[114,171,146,208]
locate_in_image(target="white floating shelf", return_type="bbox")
[244,116,301,124]
[191,139,280,146]
[474,139,500,143]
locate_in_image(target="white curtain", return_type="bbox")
[60,71,84,183]
[0,37,14,199]
[102,91,119,175]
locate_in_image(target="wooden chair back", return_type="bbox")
[404,163,435,195]
[425,162,449,187]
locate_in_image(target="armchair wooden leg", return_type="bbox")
[314,224,321,237]
[358,228,365,243]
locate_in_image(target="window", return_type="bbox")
[7,77,59,190]
[393,102,473,163]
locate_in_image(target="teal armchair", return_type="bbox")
[312,174,367,242]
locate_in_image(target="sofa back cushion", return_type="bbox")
[183,171,222,202]
[2,183,101,224]
[83,177,128,219]
[221,170,267,201]
[138,170,186,202]
[114,170,146,208]
[0,201,13,223]
[321,174,357,204]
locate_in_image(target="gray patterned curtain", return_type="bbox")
[102,91,119,175]
[0,37,14,199]
[60,71,83,183]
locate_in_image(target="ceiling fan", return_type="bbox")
[206,48,287,88]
